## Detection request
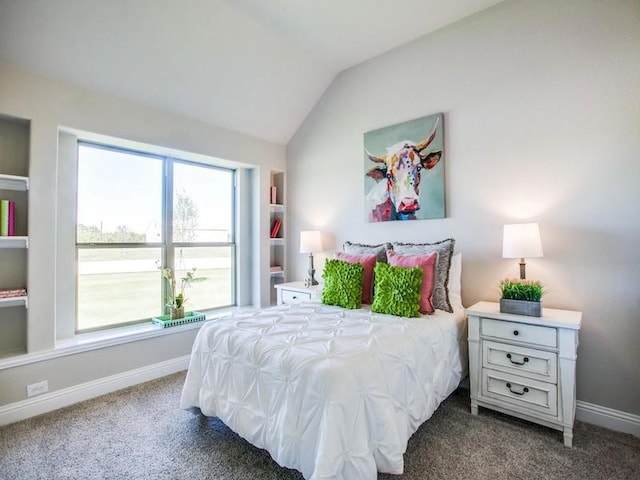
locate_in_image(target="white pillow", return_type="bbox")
[448,253,463,310]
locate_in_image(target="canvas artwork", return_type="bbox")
[364,112,445,222]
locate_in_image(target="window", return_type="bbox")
[76,143,235,332]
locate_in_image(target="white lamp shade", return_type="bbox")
[300,230,322,253]
[502,223,543,259]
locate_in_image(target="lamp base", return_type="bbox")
[519,258,526,280]
[306,253,318,286]
[304,277,318,287]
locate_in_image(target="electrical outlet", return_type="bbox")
[26,380,48,397]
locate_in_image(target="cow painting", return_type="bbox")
[364,113,444,222]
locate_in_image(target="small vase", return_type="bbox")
[170,306,185,320]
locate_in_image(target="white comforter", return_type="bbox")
[180,302,466,480]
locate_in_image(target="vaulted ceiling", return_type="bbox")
[0,0,503,144]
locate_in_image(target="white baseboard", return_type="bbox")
[0,354,191,427]
[1,357,638,439]
[576,400,640,437]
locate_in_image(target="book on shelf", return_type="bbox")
[270,218,282,238]
[270,186,277,204]
[0,199,16,236]
[0,288,27,299]
[269,265,283,273]
[8,200,14,236]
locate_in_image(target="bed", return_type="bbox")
[180,301,467,479]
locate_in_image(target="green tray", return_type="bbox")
[152,311,206,328]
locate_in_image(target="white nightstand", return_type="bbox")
[274,281,323,305]
[466,301,582,447]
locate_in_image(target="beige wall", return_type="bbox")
[286,0,640,414]
[0,63,285,407]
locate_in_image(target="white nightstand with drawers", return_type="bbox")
[275,281,322,305]
[466,301,582,447]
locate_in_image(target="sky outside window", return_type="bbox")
[77,145,162,242]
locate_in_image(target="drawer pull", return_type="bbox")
[513,330,519,336]
[506,353,529,365]
[292,296,298,300]
[506,382,529,396]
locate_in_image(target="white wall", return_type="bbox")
[287,0,640,415]
[0,63,285,406]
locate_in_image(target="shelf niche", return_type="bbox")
[0,113,30,358]
[269,171,285,305]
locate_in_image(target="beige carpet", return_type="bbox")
[1,372,638,479]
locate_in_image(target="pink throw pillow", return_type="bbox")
[387,250,438,314]
[334,252,377,304]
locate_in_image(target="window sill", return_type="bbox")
[0,307,249,371]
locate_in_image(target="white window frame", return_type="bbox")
[74,142,237,333]
[56,131,252,342]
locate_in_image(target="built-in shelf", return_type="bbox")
[0,236,28,248]
[0,114,30,360]
[0,173,29,191]
[0,296,28,309]
[270,203,284,212]
[0,348,28,363]
[269,171,286,305]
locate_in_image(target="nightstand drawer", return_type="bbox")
[483,340,557,383]
[482,369,557,417]
[281,289,312,304]
[481,318,556,348]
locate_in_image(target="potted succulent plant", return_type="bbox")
[499,278,545,317]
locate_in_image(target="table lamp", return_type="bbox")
[502,222,543,280]
[300,230,322,286]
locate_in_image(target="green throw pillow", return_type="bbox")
[322,259,364,309]
[371,262,423,318]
